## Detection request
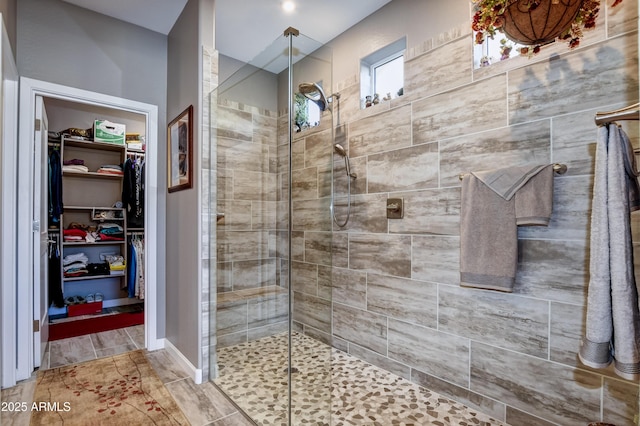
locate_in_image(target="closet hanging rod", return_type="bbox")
[594,103,639,126]
[458,163,568,181]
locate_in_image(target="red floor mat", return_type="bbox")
[49,311,144,341]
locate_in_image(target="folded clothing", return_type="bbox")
[97,223,123,234]
[62,164,89,173]
[63,158,84,166]
[97,164,124,176]
[63,252,89,277]
[63,253,88,266]
[87,262,110,276]
[64,228,87,237]
[97,223,124,240]
[98,233,124,241]
[104,254,126,271]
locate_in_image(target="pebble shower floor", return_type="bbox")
[214,332,506,425]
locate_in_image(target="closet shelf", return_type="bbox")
[63,137,125,152]
[63,273,124,282]
[65,206,123,211]
[63,171,123,180]
[63,241,125,246]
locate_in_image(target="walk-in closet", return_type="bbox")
[44,97,147,351]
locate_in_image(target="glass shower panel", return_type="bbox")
[209,31,334,425]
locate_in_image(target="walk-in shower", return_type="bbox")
[209,26,530,426]
[298,82,355,227]
[210,28,334,425]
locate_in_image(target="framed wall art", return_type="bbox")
[167,105,193,192]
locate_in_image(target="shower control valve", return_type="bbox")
[386,198,404,219]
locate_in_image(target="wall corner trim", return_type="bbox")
[162,338,204,385]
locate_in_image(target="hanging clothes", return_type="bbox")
[48,239,64,308]
[127,235,145,300]
[128,238,137,298]
[135,237,145,299]
[123,157,145,228]
[48,148,63,227]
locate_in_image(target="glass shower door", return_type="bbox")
[208,30,334,425]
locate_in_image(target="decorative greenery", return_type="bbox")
[472,0,623,55]
[294,93,309,132]
[499,38,513,60]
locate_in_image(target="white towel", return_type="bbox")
[579,123,640,380]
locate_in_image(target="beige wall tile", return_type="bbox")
[388,318,470,387]
[349,233,411,277]
[439,286,549,358]
[389,188,460,235]
[411,236,460,285]
[333,193,388,234]
[291,261,319,296]
[232,259,277,290]
[471,341,601,424]
[603,375,640,425]
[318,265,366,308]
[546,294,580,355]
[440,121,551,187]
[413,74,507,146]
[411,368,506,421]
[404,37,473,100]
[516,239,589,305]
[349,105,411,158]
[292,291,331,333]
[508,33,639,124]
[367,142,439,193]
[367,273,437,328]
[333,303,388,355]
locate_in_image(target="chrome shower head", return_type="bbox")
[334,143,347,157]
[298,82,333,111]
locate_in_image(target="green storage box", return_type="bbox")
[94,120,125,145]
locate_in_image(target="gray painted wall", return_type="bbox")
[166,0,201,367]
[16,0,169,340]
[0,0,16,58]
[327,0,470,85]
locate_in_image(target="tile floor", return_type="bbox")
[215,332,507,426]
[2,326,254,426]
[43,325,145,369]
[3,329,507,426]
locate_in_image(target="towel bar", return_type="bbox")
[458,163,568,181]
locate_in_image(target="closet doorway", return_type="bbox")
[15,78,161,382]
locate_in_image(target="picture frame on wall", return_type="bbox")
[167,105,193,193]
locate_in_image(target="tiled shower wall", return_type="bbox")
[289,1,640,425]
[214,98,289,348]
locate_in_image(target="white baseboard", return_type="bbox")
[161,338,203,384]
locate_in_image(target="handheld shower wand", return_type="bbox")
[333,143,356,227]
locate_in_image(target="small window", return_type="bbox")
[361,38,406,108]
[473,35,521,69]
[294,92,321,132]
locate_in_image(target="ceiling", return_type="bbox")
[61,0,392,64]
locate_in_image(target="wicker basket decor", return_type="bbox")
[502,0,584,45]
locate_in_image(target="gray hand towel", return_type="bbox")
[579,124,640,380]
[460,164,554,292]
